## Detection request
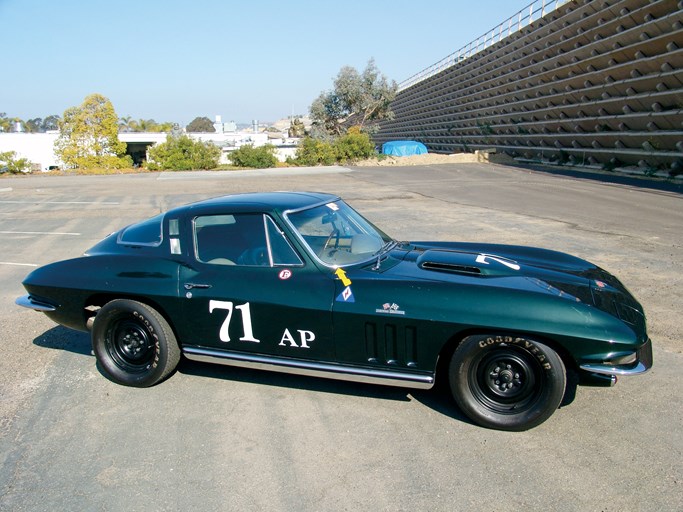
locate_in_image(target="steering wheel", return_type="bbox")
[322,228,340,251]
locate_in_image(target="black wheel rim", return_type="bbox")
[105,317,155,373]
[468,346,544,414]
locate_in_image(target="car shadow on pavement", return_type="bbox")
[178,358,475,425]
[29,328,476,426]
[32,325,92,356]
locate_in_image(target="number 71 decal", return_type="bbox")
[209,300,260,343]
[208,300,316,348]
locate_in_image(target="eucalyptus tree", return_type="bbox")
[310,58,397,137]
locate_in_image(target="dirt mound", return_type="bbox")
[354,150,517,166]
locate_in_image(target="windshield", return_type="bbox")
[287,200,393,267]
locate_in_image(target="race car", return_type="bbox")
[17,192,652,430]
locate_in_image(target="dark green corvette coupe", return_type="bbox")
[17,192,652,431]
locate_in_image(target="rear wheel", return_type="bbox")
[92,299,180,387]
[449,334,566,431]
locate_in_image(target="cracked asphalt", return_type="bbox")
[0,163,680,511]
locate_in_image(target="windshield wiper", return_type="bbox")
[372,240,397,270]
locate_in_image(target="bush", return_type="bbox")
[146,135,220,170]
[0,151,33,174]
[228,144,277,168]
[294,137,338,166]
[293,128,377,167]
[333,128,375,162]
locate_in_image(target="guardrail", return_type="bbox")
[398,0,573,91]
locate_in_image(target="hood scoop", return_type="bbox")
[417,249,520,277]
[420,261,482,275]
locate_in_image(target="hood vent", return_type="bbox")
[420,261,482,275]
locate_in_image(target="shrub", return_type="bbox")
[291,127,378,167]
[0,151,33,174]
[333,127,375,162]
[146,135,220,170]
[294,137,338,166]
[228,144,277,168]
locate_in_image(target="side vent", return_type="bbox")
[365,321,419,367]
[420,261,482,275]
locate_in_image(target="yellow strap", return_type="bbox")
[334,268,352,287]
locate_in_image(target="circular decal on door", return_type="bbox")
[278,269,292,280]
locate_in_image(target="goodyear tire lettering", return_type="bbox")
[477,335,552,370]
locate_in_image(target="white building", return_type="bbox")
[0,132,62,171]
[0,126,299,170]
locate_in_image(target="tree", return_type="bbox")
[288,118,306,137]
[152,121,174,133]
[186,116,216,133]
[54,93,132,169]
[0,113,7,132]
[119,116,175,133]
[118,115,136,132]
[146,134,220,170]
[310,59,397,137]
[41,115,60,131]
[25,118,42,133]
[0,113,23,133]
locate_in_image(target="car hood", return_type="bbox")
[381,241,645,328]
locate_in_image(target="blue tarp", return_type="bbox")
[382,140,428,157]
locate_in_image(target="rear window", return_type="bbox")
[118,214,163,246]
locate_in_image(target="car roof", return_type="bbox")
[167,191,340,216]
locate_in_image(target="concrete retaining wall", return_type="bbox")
[376,0,683,173]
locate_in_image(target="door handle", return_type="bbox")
[184,283,212,290]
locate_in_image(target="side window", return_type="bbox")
[265,217,303,266]
[118,214,163,246]
[194,214,269,266]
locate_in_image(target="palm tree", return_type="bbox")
[118,116,137,132]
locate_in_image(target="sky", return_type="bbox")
[1,0,534,126]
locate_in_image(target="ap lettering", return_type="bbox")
[279,328,315,349]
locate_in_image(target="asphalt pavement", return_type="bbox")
[0,164,680,511]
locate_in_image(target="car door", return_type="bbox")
[178,212,336,361]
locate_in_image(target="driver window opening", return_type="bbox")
[194,214,268,266]
[194,214,302,267]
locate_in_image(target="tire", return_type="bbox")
[92,299,180,387]
[449,334,566,431]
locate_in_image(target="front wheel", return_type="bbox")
[449,335,566,431]
[92,299,180,387]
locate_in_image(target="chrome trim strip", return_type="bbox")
[15,295,57,312]
[579,361,649,376]
[579,339,653,376]
[282,196,341,216]
[183,346,434,389]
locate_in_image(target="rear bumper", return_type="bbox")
[15,294,57,312]
[579,338,653,376]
